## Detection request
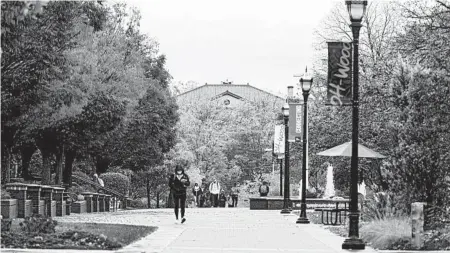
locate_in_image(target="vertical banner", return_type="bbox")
[327,41,353,106]
[288,103,302,142]
[273,125,285,158]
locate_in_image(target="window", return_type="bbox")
[224,99,230,105]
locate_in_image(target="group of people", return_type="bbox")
[168,165,240,224]
[192,179,239,208]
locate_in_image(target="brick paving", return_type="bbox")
[1,208,382,253]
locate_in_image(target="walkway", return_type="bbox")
[3,208,379,253]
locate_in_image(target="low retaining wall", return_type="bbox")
[249,197,346,210]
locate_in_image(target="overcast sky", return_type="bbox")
[126,0,339,95]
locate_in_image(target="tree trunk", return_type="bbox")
[41,149,52,185]
[21,144,36,180]
[156,192,160,208]
[54,144,64,185]
[35,131,57,185]
[63,149,76,187]
[94,155,110,174]
[3,147,12,183]
[146,177,151,208]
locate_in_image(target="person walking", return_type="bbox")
[231,183,240,207]
[219,189,227,207]
[192,183,202,207]
[169,165,190,224]
[93,173,105,193]
[209,178,221,207]
[199,183,207,207]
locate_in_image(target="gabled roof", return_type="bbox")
[177,83,284,104]
[211,90,244,101]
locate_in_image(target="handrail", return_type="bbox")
[71,174,130,201]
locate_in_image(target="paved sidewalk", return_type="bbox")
[3,208,379,253]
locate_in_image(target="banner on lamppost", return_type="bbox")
[273,125,285,159]
[288,98,302,142]
[327,41,353,106]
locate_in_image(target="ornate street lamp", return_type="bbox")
[281,102,291,214]
[342,0,367,250]
[297,68,312,224]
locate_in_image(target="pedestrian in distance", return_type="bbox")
[259,181,270,197]
[199,183,207,207]
[192,183,202,207]
[219,189,227,207]
[169,165,190,224]
[231,183,240,207]
[209,178,221,207]
[93,173,105,193]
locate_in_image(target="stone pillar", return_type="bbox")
[53,187,65,216]
[1,199,18,218]
[25,184,44,215]
[63,192,71,215]
[71,201,87,213]
[104,195,111,212]
[92,193,99,212]
[98,194,105,212]
[41,186,56,217]
[81,193,93,213]
[6,183,32,218]
[411,202,426,249]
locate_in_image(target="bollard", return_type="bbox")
[411,202,426,249]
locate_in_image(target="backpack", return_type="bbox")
[260,185,269,194]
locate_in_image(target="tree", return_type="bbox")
[1,1,104,184]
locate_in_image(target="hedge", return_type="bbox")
[101,172,130,196]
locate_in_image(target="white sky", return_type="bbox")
[125,0,339,95]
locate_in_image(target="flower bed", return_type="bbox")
[1,215,156,250]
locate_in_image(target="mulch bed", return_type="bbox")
[1,230,122,250]
[1,220,157,250]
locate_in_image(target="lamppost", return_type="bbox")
[279,157,283,196]
[280,102,291,214]
[297,69,312,224]
[342,0,367,250]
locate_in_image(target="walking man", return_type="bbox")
[199,183,207,207]
[209,178,221,207]
[169,165,190,224]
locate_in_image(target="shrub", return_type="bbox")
[101,172,130,196]
[360,216,411,250]
[1,188,11,199]
[1,219,12,232]
[362,191,401,221]
[129,198,147,209]
[423,204,450,230]
[72,171,93,182]
[423,225,450,250]
[67,183,96,201]
[19,214,57,234]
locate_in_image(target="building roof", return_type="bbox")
[177,83,284,104]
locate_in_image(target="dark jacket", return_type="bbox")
[169,173,190,195]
